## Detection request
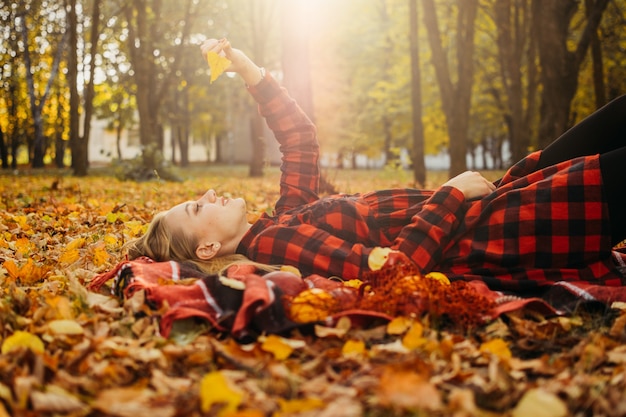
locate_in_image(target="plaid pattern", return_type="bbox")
[239,75,626,291]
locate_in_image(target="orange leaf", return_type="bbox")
[3,260,19,280]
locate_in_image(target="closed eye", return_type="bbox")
[195,203,201,213]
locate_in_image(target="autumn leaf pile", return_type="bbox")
[2,171,626,417]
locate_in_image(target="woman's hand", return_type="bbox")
[442,171,496,200]
[200,38,264,86]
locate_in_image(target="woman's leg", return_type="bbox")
[599,146,626,245]
[535,95,626,170]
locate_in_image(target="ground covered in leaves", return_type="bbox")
[1,167,626,417]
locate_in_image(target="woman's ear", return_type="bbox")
[196,241,221,260]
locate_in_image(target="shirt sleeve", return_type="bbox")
[391,185,467,273]
[247,74,320,214]
[245,185,467,279]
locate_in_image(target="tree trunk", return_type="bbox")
[534,0,609,147]
[55,90,65,168]
[19,12,67,168]
[248,109,266,177]
[124,0,194,173]
[585,0,607,107]
[73,0,101,176]
[0,128,7,169]
[422,0,478,177]
[409,0,426,186]
[494,0,531,163]
[67,0,80,172]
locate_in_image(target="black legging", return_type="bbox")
[534,94,626,246]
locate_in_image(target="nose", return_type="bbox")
[199,189,217,204]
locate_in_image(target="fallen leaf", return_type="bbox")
[386,316,412,335]
[512,388,568,417]
[199,371,243,415]
[342,339,366,358]
[47,319,84,335]
[260,334,294,360]
[368,247,392,271]
[377,367,441,411]
[402,321,425,350]
[479,338,512,360]
[275,397,325,415]
[1,331,45,355]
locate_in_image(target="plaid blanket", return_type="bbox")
[88,255,626,341]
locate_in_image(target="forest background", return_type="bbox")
[2,0,626,184]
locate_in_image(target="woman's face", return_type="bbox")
[165,189,249,254]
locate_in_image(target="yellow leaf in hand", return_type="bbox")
[1,331,45,354]
[206,51,231,84]
[199,371,242,415]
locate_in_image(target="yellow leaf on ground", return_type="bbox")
[92,243,110,267]
[342,339,366,358]
[260,335,294,360]
[199,371,242,415]
[58,248,80,265]
[402,322,425,350]
[14,237,34,255]
[1,331,45,354]
[276,397,325,415]
[387,316,412,335]
[479,338,512,360]
[207,51,231,83]
[65,237,86,251]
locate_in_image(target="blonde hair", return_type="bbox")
[125,211,278,275]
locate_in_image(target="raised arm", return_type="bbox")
[201,38,320,213]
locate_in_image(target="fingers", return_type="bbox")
[200,38,229,58]
[443,171,496,200]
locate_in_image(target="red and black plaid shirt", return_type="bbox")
[238,75,626,291]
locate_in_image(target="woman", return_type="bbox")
[127,38,626,292]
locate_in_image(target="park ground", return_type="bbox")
[0,165,625,416]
